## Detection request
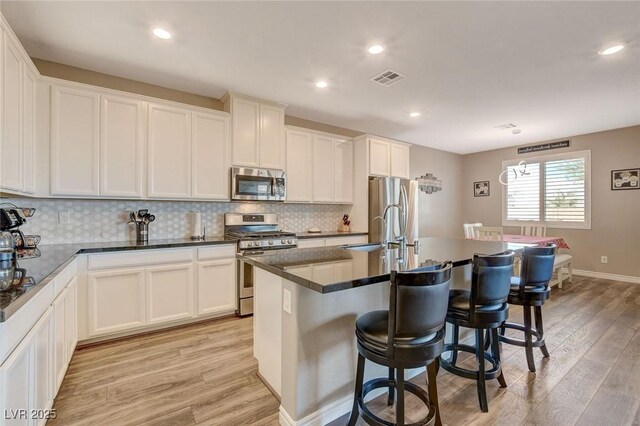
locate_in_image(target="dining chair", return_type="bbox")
[474,226,504,242]
[520,223,547,237]
[463,223,483,239]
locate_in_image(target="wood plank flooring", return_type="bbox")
[51,276,640,426]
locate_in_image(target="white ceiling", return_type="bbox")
[2,1,639,154]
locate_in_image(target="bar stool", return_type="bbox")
[347,262,453,426]
[499,245,556,372]
[439,251,514,412]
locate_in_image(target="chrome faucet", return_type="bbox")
[382,203,407,252]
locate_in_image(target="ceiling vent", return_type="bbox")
[494,123,519,130]
[370,70,406,87]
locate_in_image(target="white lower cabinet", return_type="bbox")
[87,268,146,337]
[146,263,194,325]
[32,308,53,424]
[65,278,78,358]
[197,259,237,316]
[52,289,67,391]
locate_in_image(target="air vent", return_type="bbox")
[370,70,406,87]
[494,123,519,130]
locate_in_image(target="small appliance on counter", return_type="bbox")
[129,209,155,243]
[0,204,41,260]
[224,213,298,316]
[190,211,205,241]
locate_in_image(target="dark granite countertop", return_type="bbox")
[237,237,531,294]
[296,231,368,240]
[0,237,234,322]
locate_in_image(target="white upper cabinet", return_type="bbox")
[313,135,335,203]
[390,143,411,179]
[100,94,145,197]
[334,139,354,203]
[223,92,286,169]
[50,85,100,196]
[285,128,313,202]
[259,104,285,169]
[22,68,36,194]
[1,32,23,192]
[368,138,391,177]
[147,102,192,199]
[364,136,411,179]
[192,111,230,200]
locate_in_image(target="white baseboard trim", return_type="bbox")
[279,368,426,426]
[572,269,640,284]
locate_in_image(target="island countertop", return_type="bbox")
[237,237,531,294]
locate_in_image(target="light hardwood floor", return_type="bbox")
[51,276,640,426]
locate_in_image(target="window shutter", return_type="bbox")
[544,158,585,222]
[506,162,540,221]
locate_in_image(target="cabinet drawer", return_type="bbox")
[297,239,326,249]
[88,249,194,270]
[197,245,236,261]
[325,236,368,247]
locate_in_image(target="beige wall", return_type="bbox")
[410,145,465,239]
[462,125,640,277]
[33,58,358,138]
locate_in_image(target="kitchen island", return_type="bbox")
[237,237,530,426]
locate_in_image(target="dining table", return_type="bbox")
[502,234,570,249]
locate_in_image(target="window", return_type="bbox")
[502,150,591,229]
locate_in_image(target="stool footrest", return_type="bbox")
[499,322,545,347]
[440,343,501,380]
[358,378,435,426]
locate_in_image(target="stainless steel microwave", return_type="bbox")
[231,167,286,201]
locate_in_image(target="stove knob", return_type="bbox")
[255,241,262,247]
[281,239,287,244]
[287,239,293,245]
[268,240,274,246]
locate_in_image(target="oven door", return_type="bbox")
[231,167,286,201]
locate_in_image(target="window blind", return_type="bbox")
[506,162,540,221]
[544,158,585,222]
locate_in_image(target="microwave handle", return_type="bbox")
[271,177,276,196]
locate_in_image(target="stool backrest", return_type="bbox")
[389,262,452,342]
[470,251,514,316]
[518,245,556,293]
[520,223,547,237]
[474,226,504,242]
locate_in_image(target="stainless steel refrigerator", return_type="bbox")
[369,177,419,245]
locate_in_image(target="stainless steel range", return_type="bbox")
[224,213,298,316]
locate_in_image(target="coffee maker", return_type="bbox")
[0,205,41,259]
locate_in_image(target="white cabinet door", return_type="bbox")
[65,277,78,360]
[50,85,100,196]
[100,94,145,197]
[192,112,229,200]
[87,268,146,337]
[259,104,285,169]
[390,143,411,179]
[368,138,391,177]
[231,97,260,167]
[0,330,32,426]
[311,263,334,285]
[1,34,23,192]
[22,68,36,194]
[32,308,53,421]
[333,260,354,282]
[285,129,313,202]
[313,135,335,202]
[52,288,67,391]
[147,102,191,198]
[197,259,236,316]
[146,263,194,325]
[334,139,353,203]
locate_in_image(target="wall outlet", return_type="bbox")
[58,212,70,225]
[601,256,608,264]
[283,288,292,314]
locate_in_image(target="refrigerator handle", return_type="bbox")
[399,184,409,238]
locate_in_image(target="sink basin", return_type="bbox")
[341,243,385,252]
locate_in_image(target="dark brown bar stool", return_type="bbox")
[498,245,556,372]
[439,251,515,412]
[347,262,453,426]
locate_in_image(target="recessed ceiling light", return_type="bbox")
[152,28,172,40]
[409,112,421,118]
[599,44,625,55]
[368,44,385,55]
[315,81,328,88]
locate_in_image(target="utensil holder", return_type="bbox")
[135,223,149,243]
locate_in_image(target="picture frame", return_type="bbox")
[611,168,640,190]
[474,181,490,197]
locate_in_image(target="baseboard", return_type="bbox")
[279,368,425,426]
[572,269,640,284]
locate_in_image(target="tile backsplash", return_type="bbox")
[1,197,352,244]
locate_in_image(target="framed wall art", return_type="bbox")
[474,181,490,197]
[611,168,639,190]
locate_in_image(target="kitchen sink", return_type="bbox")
[341,243,385,252]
